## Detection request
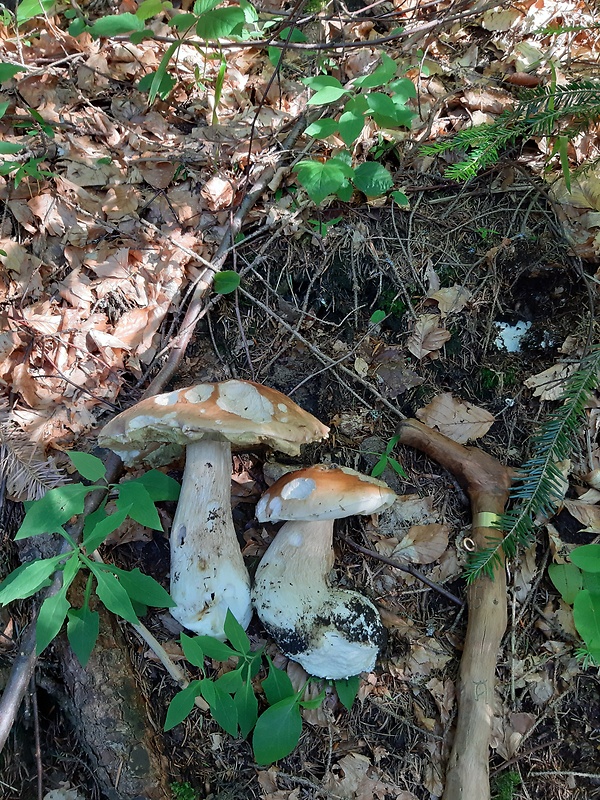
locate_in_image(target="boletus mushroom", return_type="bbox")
[98,380,329,639]
[253,464,397,679]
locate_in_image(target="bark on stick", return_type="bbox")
[396,419,512,800]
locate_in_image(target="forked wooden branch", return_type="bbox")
[396,419,512,800]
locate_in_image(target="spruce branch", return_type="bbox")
[466,347,600,582]
[422,80,600,181]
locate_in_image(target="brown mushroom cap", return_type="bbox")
[256,464,397,522]
[98,380,329,467]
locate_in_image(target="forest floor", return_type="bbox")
[1,0,600,799]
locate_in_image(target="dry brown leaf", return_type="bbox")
[322,753,410,800]
[201,175,234,211]
[563,499,600,532]
[138,160,178,190]
[524,363,575,401]
[427,284,472,317]
[407,314,451,359]
[393,523,449,565]
[102,185,139,219]
[462,87,514,114]
[416,393,495,443]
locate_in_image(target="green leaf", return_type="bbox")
[571,544,600,574]
[181,632,206,668]
[0,101,10,118]
[130,470,180,502]
[107,567,175,608]
[214,271,240,294]
[17,0,54,24]
[583,571,600,594]
[67,603,100,667]
[148,41,181,105]
[116,481,163,530]
[388,458,407,477]
[136,0,170,19]
[215,669,244,693]
[388,76,417,102]
[68,18,89,36]
[0,65,25,84]
[90,13,145,36]
[195,6,245,39]
[268,47,283,68]
[338,109,365,146]
[252,696,302,764]
[305,118,340,139]
[334,675,360,710]
[36,590,71,655]
[556,135,571,193]
[16,483,97,539]
[83,504,131,553]
[294,159,348,205]
[573,589,600,651]
[201,680,238,735]
[352,162,393,197]
[164,680,203,730]
[193,0,221,13]
[0,553,67,605]
[354,52,398,89]
[194,636,239,661]
[168,12,197,30]
[391,190,409,207]
[370,309,386,325]
[234,678,258,737]
[299,689,326,709]
[307,84,350,105]
[371,455,387,478]
[67,451,106,482]
[335,180,354,202]
[138,70,176,101]
[223,609,251,653]
[90,565,139,625]
[279,26,306,42]
[365,92,398,118]
[548,562,583,604]
[262,657,295,705]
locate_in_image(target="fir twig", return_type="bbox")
[422,80,600,181]
[466,347,600,582]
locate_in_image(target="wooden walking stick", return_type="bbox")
[396,419,512,800]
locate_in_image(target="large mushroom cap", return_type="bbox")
[98,380,330,466]
[256,464,397,522]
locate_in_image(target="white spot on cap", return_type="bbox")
[267,496,282,518]
[185,384,214,404]
[216,381,274,424]
[280,477,316,500]
[277,403,288,412]
[288,531,304,547]
[154,391,180,406]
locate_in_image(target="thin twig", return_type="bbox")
[30,674,43,800]
[339,535,464,607]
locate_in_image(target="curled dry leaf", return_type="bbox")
[322,753,414,800]
[426,284,472,317]
[201,175,235,211]
[393,523,450,565]
[407,314,451,360]
[562,499,600,532]
[524,363,576,401]
[416,393,495,443]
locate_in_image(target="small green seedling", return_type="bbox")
[370,434,406,479]
[165,610,360,764]
[0,452,180,663]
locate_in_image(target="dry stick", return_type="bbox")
[339,535,464,607]
[395,419,512,800]
[145,114,310,396]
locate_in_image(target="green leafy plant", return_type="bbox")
[549,544,600,665]
[294,53,416,205]
[491,771,521,800]
[170,782,199,800]
[466,347,600,583]
[213,270,241,294]
[165,610,360,764]
[370,434,406,479]
[0,452,179,663]
[421,79,600,182]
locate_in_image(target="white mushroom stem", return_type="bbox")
[170,438,252,639]
[253,520,384,679]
